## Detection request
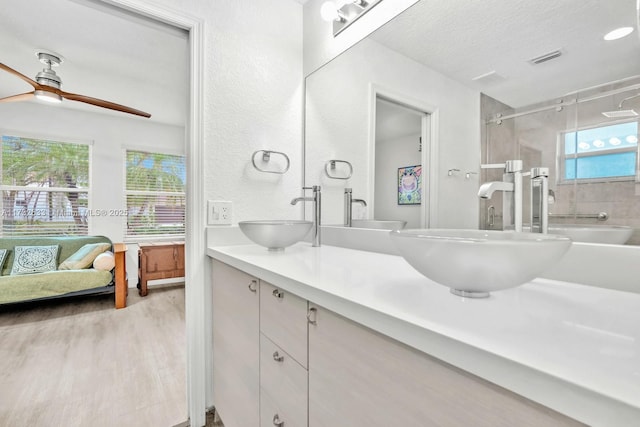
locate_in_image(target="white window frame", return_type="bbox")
[0,131,92,237]
[557,119,639,185]
[124,148,186,242]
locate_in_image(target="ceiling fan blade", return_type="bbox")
[61,90,151,118]
[0,91,35,103]
[0,63,39,89]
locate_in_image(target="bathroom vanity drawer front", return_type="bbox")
[211,260,260,427]
[260,281,308,368]
[260,334,308,427]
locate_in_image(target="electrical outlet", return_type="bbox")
[208,200,233,225]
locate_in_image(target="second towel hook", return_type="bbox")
[324,160,353,180]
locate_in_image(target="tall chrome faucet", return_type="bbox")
[530,167,549,233]
[478,160,523,232]
[344,188,367,227]
[291,185,321,247]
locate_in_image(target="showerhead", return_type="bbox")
[602,93,640,118]
[602,109,638,118]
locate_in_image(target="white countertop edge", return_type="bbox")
[207,246,640,426]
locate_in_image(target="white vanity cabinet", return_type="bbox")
[307,305,584,427]
[212,261,309,427]
[211,259,260,427]
[259,282,309,427]
[212,259,584,427]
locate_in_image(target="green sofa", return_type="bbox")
[0,235,125,307]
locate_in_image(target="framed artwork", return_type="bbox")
[398,165,422,205]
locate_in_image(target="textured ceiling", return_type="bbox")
[0,0,637,124]
[371,0,640,108]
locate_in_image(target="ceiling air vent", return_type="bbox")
[471,70,506,85]
[528,49,563,65]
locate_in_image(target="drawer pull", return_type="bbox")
[272,351,284,362]
[307,307,317,325]
[273,414,284,426]
[272,289,284,299]
[248,280,258,293]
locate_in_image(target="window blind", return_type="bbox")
[1,135,90,236]
[125,150,185,239]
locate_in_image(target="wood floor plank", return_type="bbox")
[0,285,187,427]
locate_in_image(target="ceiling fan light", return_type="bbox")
[34,90,62,103]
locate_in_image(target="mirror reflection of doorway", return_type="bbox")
[374,97,430,228]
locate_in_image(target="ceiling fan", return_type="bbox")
[0,51,151,118]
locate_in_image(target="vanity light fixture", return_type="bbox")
[320,0,383,37]
[603,27,634,41]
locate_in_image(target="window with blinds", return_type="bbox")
[125,150,185,239]
[1,135,90,236]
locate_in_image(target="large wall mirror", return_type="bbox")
[304,0,640,244]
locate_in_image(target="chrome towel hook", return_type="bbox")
[324,159,353,180]
[251,150,290,174]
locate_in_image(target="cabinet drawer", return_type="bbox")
[260,334,308,427]
[260,281,308,368]
[212,260,260,427]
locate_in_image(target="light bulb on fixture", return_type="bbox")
[320,2,344,22]
[34,90,62,103]
[322,0,383,36]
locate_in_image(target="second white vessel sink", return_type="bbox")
[390,229,572,298]
[351,219,406,231]
[239,220,313,251]
[547,224,632,244]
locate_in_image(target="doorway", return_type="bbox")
[372,95,433,228]
[96,1,205,425]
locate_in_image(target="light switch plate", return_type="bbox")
[208,200,233,225]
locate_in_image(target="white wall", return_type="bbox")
[0,101,185,285]
[1,102,185,240]
[305,37,481,228]
[190,0,304,224]
[375,134,422,228]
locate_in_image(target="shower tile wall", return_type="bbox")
[481,77,640,245]
[480,94,514,230]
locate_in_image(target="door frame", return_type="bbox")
[98,1,206,425]
[368,84,439,227]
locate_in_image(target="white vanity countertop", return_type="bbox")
[207,243,640,426]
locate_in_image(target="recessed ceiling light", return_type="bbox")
[603,27,634,41]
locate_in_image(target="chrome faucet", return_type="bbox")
[478,160,523,232]
[529,167,549,234]
[291,185,321,247]
[344,188,367,227]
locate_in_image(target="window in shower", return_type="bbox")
[560,121,638,182]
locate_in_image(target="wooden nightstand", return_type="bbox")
[138,241,185,296]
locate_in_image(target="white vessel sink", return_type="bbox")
[390,229,572,298]
[351,219,407,230]
[548,224,632,244]
[239,220,313,251]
